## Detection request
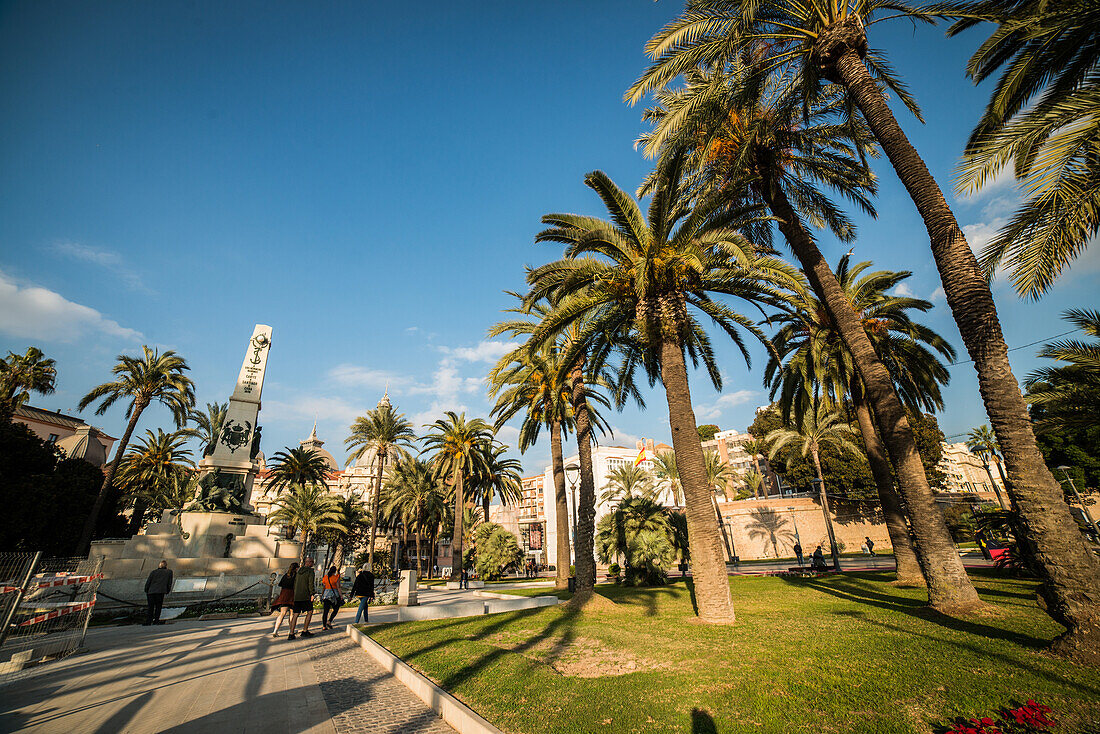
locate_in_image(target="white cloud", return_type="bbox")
[892,283,916,298]
[443,340,513,364]
[495,424,520,448]
[930,286,945,302]
[603,425,642,450]
[263,395,364,426]
[51,241,151,293]
[411,401,471,429]
[694,389,758,422]
[0,269,142,342]
[327,364,410,390]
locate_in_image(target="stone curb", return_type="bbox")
[345,625,504,734]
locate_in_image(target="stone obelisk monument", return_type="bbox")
[198,324,273,510]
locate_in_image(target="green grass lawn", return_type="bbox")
[363,570,1099,734]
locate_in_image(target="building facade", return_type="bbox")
[937,442,1007,495]
[14,404,117,466]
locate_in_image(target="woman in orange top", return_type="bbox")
[320,566,343,630]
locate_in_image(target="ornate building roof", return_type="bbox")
[300,421,340,471]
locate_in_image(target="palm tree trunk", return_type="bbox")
[984,462,1009,510]
[850,379,924,585]
[550,419,571,591]
[415,528,422,578]
[570,362,598,592]
[79,401,145,554]
[822,28,1100,655]
[483,492,490,527]
[812,448,842,572]
[759,167,981,611]
[127,497,149,537]
[656,301,735,623]
[300,530,311,564]
[367,451,386,568]
[333,539,346,574]
[449,469,465,583]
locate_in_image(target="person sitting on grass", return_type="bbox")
[287,557,316,640]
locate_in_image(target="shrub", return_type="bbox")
[472,523,523,580]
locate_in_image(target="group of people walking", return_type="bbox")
[270,558,376,639]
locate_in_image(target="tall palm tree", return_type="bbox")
[422,412,493,583]
[330,494,370,572]
[967,425,1010,510]
[1025,309,1100,434]
[488,328,576,591]
[945,0,1100,299]
[526,150,800,622]
[766,404,862,570]
[705,449,737,560]
[471,441,523,526]
[345,396,417,568]
[187,402,228,458]
[383,457,448,578]
[651,450,684,506]
[0,347,57,411]
[740,439,767,497]
[77,346,195,553]
[632,63,977,605]
[765,255,957,583]
[116,428,195,534]
[267,483,343,563]
[599,464,659,506]
[629,0,1100,648]
[265,446,331,495]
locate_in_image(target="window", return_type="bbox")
[47,434,59,444]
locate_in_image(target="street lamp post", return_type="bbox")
[1057,465,1098,537]
[811,478,842,572]
[565,463,580,567]
[788,505,802,567]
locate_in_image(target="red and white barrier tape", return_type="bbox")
[1,573,104,595]
[18,597,96,627]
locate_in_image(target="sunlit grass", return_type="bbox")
[364,570,1099,733]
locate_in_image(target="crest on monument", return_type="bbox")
[219,419,252,453]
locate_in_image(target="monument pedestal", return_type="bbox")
[398,570,419,606]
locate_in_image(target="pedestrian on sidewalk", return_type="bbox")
[865,537,875,556]
[320,565,343,630]
[352,564,375,623]
[270,562,298,637]
[143,560,173,626]
[793,542,804,567]
[460,566,469,590]
[287,557,316,640]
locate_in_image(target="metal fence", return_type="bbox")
[0,552,103,680]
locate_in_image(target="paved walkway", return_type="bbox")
[0,615,454,734]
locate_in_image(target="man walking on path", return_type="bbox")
[143,560,173,626]
[287,557,316,640]
[352,564,375,623]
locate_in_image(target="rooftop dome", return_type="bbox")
[56,425,109,466]
[300,422,339,471]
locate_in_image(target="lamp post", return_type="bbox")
[811,478,841,572]
[788,505,802,567]
[1057,465,1098,537]
[565,463,580,566]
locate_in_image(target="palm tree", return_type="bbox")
[0,347,57,411]
[651,450,683,506]
[488,326,576,591]
[116,428,195,534]
[746,507,793,559]
[265,446,331,495]
[1025,309,1100,434]
[76,346,195,553]
[346,396,417,568]
[705,450,737,561]
[526,150,799,622]
[329,494,370,572]
[471,441,523,526]
[422,412,493,583]
[599,464,659,506]
[967,425,1010,510]
[632,63,976,605]
[267,483,344,563]
[595,497,676,585]
[766,404,862,570]
[383,457,448,578]
[187,402,228,458]
[945,0,1100,299]
[629,0,1100,646]
[740,439,767,497]
[765,255,957,584]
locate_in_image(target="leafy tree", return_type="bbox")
[0,347,56,411]
[651,450,683,506]
[382,456,448,578]
[945,0,1100,298]
[346,396,418,568]
[967,425,1011,510]
[116,428,194,533]
[1025,309,1100,434]
[187,402,227,458]
[599,464,658,506]
[697,424,719,442]
[526,149,799,622]
[265,446,331,495]
[469,440,523,528]
[77,346,195,553]
[422,412,493,583]
[595,497,676,586]
[267,483,343,563]
[472,522,523,580]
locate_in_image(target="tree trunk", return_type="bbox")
[550,419,571,591]
[79,400,146,554]
[300,530,311,564]
[759,167,980,612]
[984,461,1009,510]
[449,469,465,583]
[333,540,346,574]
[656,299,735,623]
[367,451,386,568]
[415,528,422,579]
[483,492,490,527]
[821,24,1100,656]
[570,362,598,591]
[850,379,924,585]
[127,497,149,537]
[812,448,842,571]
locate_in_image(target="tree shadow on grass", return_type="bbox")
[690,707,717,733]
[602,583,683,617]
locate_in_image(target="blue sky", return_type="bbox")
[1,1,1095,476]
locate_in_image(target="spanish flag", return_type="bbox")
[634,448,647,467]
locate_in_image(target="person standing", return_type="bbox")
[793,542,804,567]
[352,564,375,623]
[143,560,173,626]
[460,566,469,590]
[865,537,875,556]
[287,557,316,640]
[270,562,298,637]
[320,565,343,630]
